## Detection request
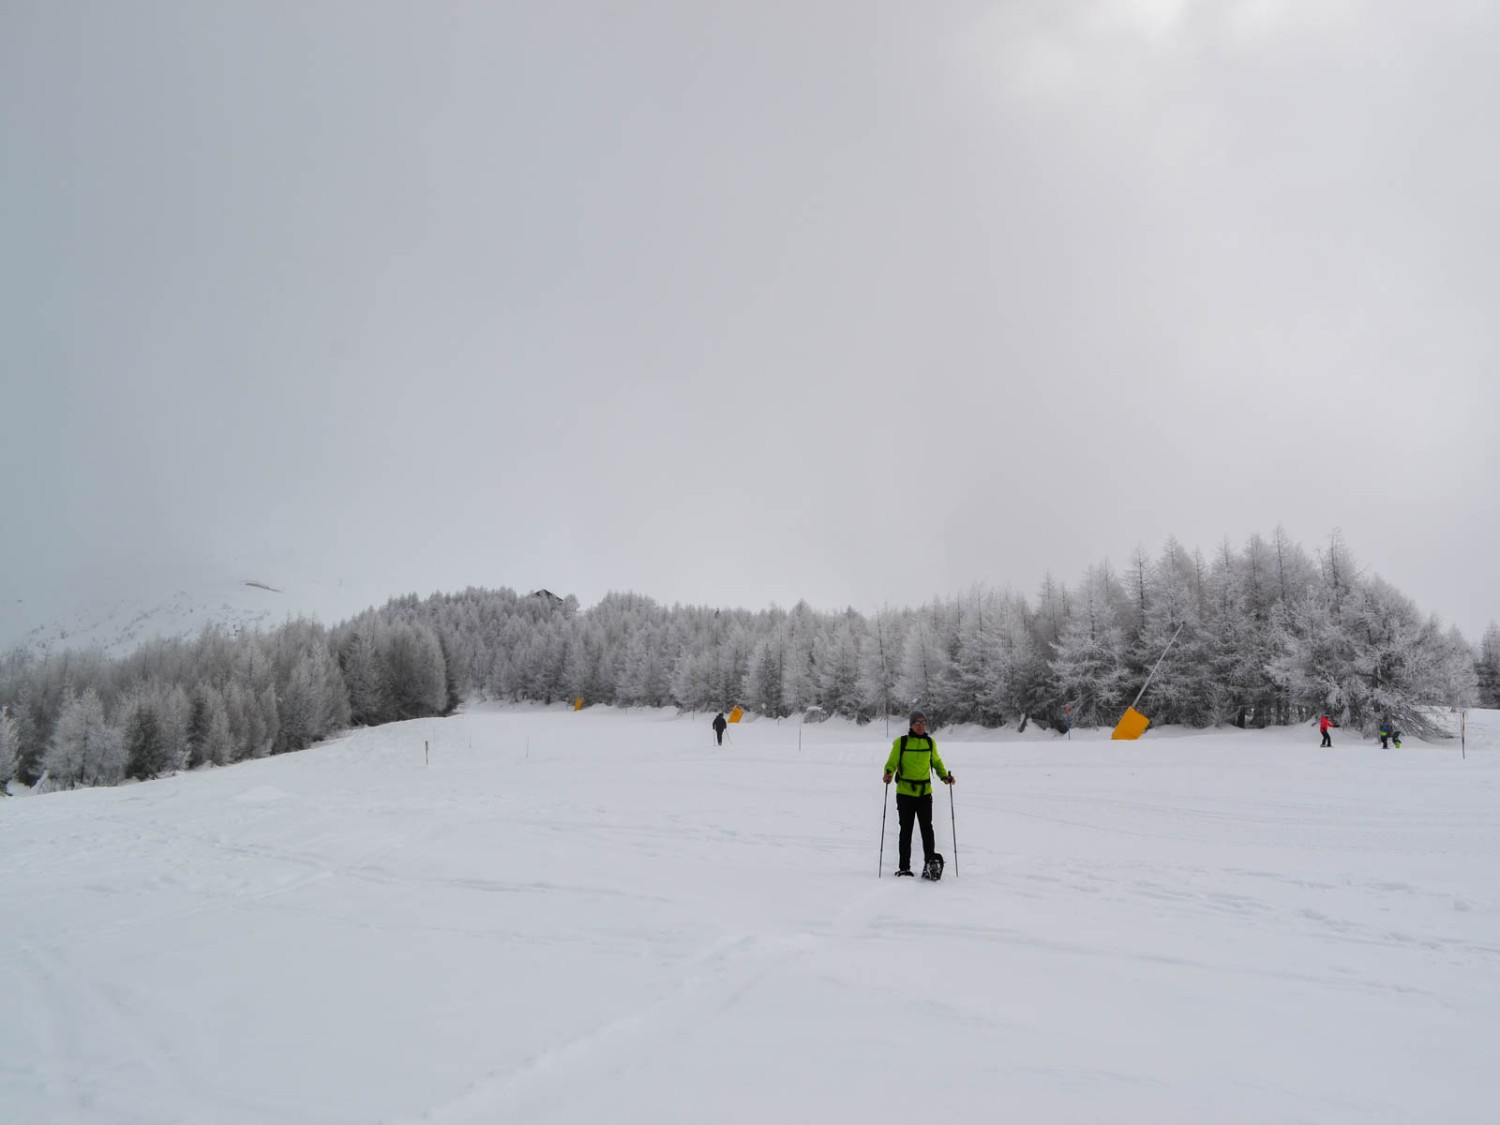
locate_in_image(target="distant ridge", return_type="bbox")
[0,572,399,658]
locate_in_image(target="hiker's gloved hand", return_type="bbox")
[944,773,956,785]
[882,771,893,784]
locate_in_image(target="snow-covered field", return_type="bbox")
[4,706,1498,1124]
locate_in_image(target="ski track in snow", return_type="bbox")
[403,880,896,1125]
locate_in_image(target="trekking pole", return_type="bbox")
[949,782,958,878]
[879,781,890,878]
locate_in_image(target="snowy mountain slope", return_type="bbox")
[3,706,1498,1124]
[0,571,406,657]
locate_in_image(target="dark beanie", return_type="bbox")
[909,710,926,725]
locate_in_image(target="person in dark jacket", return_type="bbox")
[1378,719,1393,749]
[712,712,728,746]
[882,711,954,877]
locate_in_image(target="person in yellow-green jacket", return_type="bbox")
[882,711,955,877]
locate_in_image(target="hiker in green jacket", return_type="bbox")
[882,711,954,877]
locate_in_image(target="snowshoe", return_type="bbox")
[921,853,945,881]
[895,867,915,877]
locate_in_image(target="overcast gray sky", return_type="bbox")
[3,1,1496,641]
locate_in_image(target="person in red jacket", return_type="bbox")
[1319,714,1335,747]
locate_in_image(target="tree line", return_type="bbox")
[3,529,1496,793]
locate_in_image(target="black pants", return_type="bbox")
[896,792,936,871]
[1320,730,1332,747]
[714,729,724,745]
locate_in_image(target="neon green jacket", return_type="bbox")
[884,735,949,797]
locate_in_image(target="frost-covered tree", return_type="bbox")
[1120,547,1152,659]
[1477,623,1500,708]
[1338,579,1432,728]
[435,630,464,714]
[1008,612,1056,727]
[780,603,820,715]
[192,685,235,766]
[815,613,862,719]
[896,617,952,725]
[1266,590,1349,722]
[0,530,1486,786]
[1320,529,1359,616]
[0,706,16,792]
[514,621,567,705]
[186,689,212,769]
[1050,567,1130,728]
[338,626,385,725]
[952,588,1010,726]
[155,683,192,773]
[1128,539,1207,725]
[257,686,280,759]
[1197,539,1270,726]
[1270,563,1473,735]
[617,622,672,706]
[8,686,52,787]
[1436,625,1481,712]
[669,646,717,711]
[42,689,123,788]
[384,622,447,719]
[309,642,351,734]
[989,593,1042,724]
[721,619,756,711]
[562,620,604,706]
[1271,525,1316,606]
[856,609,903,722]
[277,655,324,753]
[1033,574,1069,653]
[221,682,260,761]
[124,702,172,781]
[744,634,786,717]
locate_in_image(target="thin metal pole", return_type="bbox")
[949,783,958,878]
[879,782,890,878]
[1129,621,1185,713]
